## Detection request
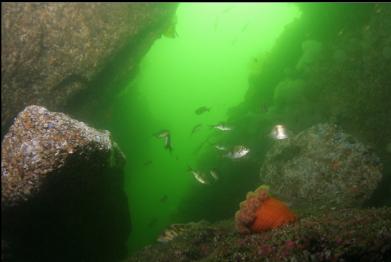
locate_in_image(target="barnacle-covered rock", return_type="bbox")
[260,123,383,214]
[1,105,122,206]
[1,105,130,261]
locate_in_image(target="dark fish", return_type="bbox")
[193,135,213,154]
[232,37,238,46]
[195,106,211,115]
[221,7,233,14]
[160,195,168,203]
[261,104,268,113]
[144,160,153,166]
[191,124,202,135]
[164,134,173,152]
[148,218,158,227]
[241,23,249,32]
[214,16,219,32]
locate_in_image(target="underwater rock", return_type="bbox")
[1,105,130,262]
[296,40,323,73]
[128,207,391,262]
[1,3,178,135]
[260,123,383,214]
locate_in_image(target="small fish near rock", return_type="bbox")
[211,123,233,132]
[270,124,289,140]
[225,145,250,159]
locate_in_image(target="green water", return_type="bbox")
[109,3,301,253]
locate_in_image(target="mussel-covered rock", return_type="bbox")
[260,123,383,214]
[1,105,130,262]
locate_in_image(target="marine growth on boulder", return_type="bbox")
[1,105,130,262]
[260,123,383,214]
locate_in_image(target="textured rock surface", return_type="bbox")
[1,2,178,134]
[1,105,130,262]
[128,207,391,262]
[260,123,383,214]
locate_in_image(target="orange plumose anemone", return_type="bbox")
[235,185,297,234]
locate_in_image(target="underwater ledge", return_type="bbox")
[127,207,391,262]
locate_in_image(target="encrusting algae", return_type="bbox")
[235,185,296,234]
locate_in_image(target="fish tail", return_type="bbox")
[165,143,173,153]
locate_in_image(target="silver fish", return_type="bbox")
[155,130,170,138]
[193,171,208,184]
[270,124,288,140]
[154,130,173,152]
[188,166,209,184]
[214,144,227,151]
[210,169,219,181]
[212,123,233,132]
[225,145,250,159]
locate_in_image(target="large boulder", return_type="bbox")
[1,105,130,262]
[260,123,383,214]
[1,3,178,134]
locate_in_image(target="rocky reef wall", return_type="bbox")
[1,3,178,135]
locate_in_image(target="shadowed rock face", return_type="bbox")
[1,2,178,135]
[1,105,130,262]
